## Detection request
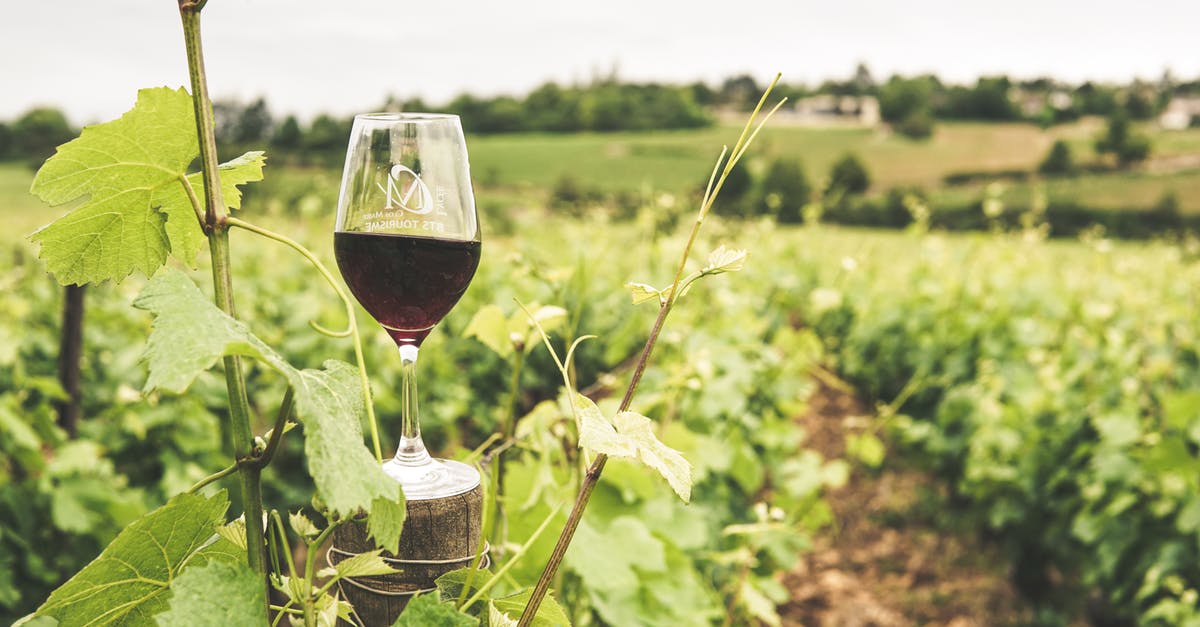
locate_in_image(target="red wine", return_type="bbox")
[335,232,481,346]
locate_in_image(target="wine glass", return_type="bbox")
[334,113,481,500]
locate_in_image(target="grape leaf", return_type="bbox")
[574,395,692,502]
[391,593,477,626]
[133,269,404,552]
[491,589,572,627]
[464,304,512,357]
[624,282,662,306]
[332,549,399,578]
[488,603,519,627]
[564,517,665,593]
[153,151,266,267]
[29,87,264,285]
[36,492,229,626]
[155,561,267,627]
[701,245,748,274]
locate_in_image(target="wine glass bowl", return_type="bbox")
[334,113,481,500]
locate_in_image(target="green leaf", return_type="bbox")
[564,517,665,594]
[491,589,571,627]
[133,270,404,550]
[846,432,886,468]
[434,567,488,602]
[155,561,267,627]
[465,305,513,358]
[28,89,262,285]
[488,602,519,627]
[36,491,229,626]
[289,511,320,539]
[30,87,195,284]
[701,245,748,274]
[612,411,692,502]
[391,593,478,626]
[737,579,781,627]
[154,151,266,267]
[214,517,248,552]
[625,282,662,305]
[575,395,637,457]
[367,496,407,556]
[575,395,692,502]
[333,549,400,578]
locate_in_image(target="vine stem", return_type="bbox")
[178,2,267,605]
[303,519,344,627]
[517,75,785,626]
[225,216,383,462]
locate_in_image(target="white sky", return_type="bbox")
[3,0,1199,125]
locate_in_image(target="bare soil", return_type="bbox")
[780,383,1033,627]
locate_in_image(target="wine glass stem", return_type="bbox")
[395,344,433,466]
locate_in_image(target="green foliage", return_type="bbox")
[156,561,267,627]
[1096,111,1152,168]
[35,492,231,625]
[893,110,934,140]
[133,270,404,551]
[937,76,1019,120]
[393,593,478,626]
[10,108,75,167]
[825,152,871,197]
[574,395,691,502]
[1038,140,1074,175]
[29,87,264,285]
[877,75,936,124]
[705,152,752,216]
[792,227,1200,623]
[756,157,810,223]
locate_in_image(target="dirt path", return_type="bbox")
[780,383,1032,626]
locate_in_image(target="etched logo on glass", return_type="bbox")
[377,164,434,215]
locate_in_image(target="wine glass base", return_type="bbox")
[381,457,480,501]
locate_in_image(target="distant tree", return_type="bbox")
[305,114,350,152]
[12,107,74,165]
[446,93,489,129]
[757,157,811,223]
[1123,89,1155,120]
[475,96,525,133]
[212,100,240,144]
[1074,82,1119,116]
[524,82,581,132]
[1038,140,1074,175]
[826,153,871,197]
[719,74,761,110]
[894,110,935,140]
[686,81,716,107]
[271,115,302,150]
[580,85,632,132]
[971,76,1019,119]
[233,98,273,143]
[877,75,935,123]
[853,62,876,94]
[0,122,12,161]
[1096,111,1151,168]
[878,75,937,139]
[707,152,753,217]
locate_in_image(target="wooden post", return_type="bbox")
[56,284,85,438]
[331,484,484,626]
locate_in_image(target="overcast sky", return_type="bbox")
[4,0,1199,125]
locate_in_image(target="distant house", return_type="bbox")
[1159,96,1200,130]
[1010,89,1073,118]
[787,95,880,127]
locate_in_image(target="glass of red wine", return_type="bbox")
[334,113,481,500]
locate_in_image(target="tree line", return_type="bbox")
[3,68,1199,165]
